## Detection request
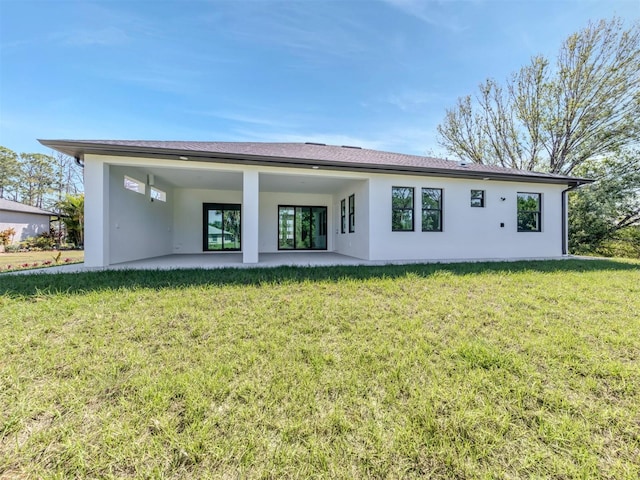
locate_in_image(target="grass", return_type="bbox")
[0,250,84,271]
[1,259,639,479]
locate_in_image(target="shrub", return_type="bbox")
[0,227,16,247]
[19,228,56,251]
[596,226,640,259]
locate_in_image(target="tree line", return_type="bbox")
[1,146,84,248]
[0,146,83,209]
[437,17,639,257]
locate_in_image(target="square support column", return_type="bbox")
[83,159,110,267]
[242,170,259,263]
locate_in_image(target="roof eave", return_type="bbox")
[38,139,594,186]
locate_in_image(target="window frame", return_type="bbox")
[391,187,414,232]
[517,192,542,232]
[340,199,346,234]
[202,203,242,252]
[278,205,328,251]
[421,188,443,232]
[470,189,485,208]
[348,194,355,233]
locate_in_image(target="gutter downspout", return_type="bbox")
[561,182,584,255]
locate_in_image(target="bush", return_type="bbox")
[19,228,56,251]
[596,226,640,259]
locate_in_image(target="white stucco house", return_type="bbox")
[39,140,592,268]
[0,198,53,245]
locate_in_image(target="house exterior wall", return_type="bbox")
[368,174,565,261]
[108,165,173,264]
[333,180,370,260]
[84,152,569,266]
[0,211,50,244]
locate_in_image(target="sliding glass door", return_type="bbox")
[278,206,327,250]
[203,203,241,251]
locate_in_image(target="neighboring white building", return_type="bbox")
[40,140,592,267]
[0,198,53,244]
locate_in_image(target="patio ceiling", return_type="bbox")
[147,167,242,190]
[259,172,358,194]
[141,166,360,194]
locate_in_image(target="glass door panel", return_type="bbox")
[207,209,223,251]
[312,207,327,249]
[278,205,327,250]
[223,210,241,250]
[278,207,295,249]
[295,207,312,249]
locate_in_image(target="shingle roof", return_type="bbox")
[0,198,54,216]
[38,139,593,185]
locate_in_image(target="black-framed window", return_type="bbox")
[517,193,541,232]
[471,189,485,207]
[348,194,355,233]
[392,187,414,231]
[203,203,241,251]
[422,188,443,232]
[278,205,327,250]
[341,199,346,234]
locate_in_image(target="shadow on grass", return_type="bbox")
[0,258,638,297]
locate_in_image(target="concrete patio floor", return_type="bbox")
[3,252,577,275]
[110,252,371,269]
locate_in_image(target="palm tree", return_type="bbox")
[56,194,84,247]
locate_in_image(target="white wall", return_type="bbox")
[0,212,50,244]
[173,188,242,254]
[333,180,369,259]
[368,174,565,261]
[108,166,173,264]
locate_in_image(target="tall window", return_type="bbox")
[341,199,346,234]
[422,188,443,232]
[392,187,414,231]
[348,194,355,233]
[278,206,327,250]
[470,189,485,207]
[517,193,541,232]
[203,203,241,251]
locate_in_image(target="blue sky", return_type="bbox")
[1,0,638,157]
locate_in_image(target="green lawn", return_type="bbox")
[0,250,84,271]
[1,259,639,479]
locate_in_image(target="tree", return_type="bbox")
[18,153,56,208]
[0,146,21,199]
[437,17,640,175]
[56,194,84,247]
[52,151,83,201]
[569,149,640,254]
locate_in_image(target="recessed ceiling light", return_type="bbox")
[179,156,188,160]
[312,166,319,169]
